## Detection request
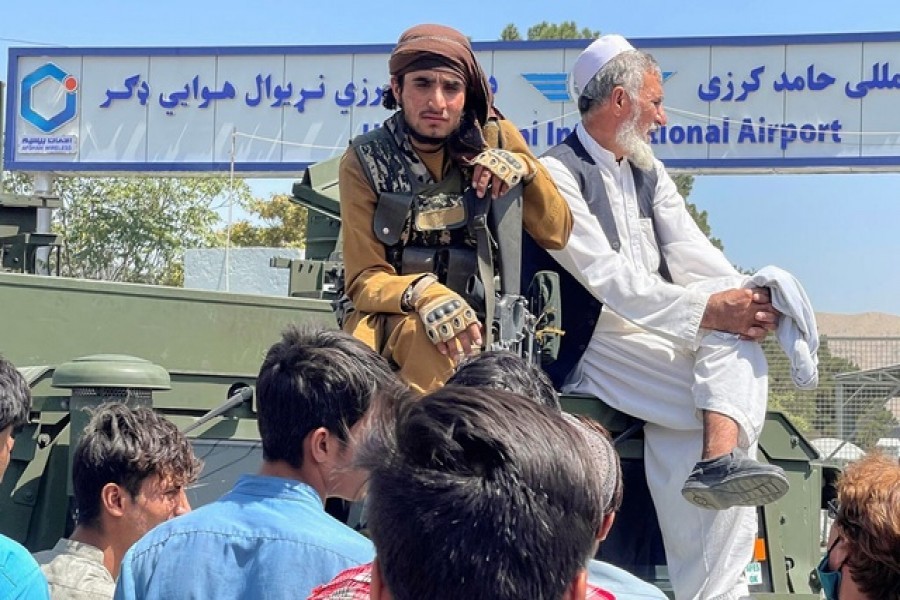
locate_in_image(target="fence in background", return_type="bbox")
[765,336,900,464]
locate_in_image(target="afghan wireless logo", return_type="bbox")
[20,63,79,133]
[522,71,675,102]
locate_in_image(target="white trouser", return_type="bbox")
[566,313,767,600]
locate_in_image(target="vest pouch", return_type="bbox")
[443,247,477,297]
[399,246,436,277]
[374,192,415,246]
[413,192,467,232]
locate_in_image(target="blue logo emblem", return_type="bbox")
[521,73,570,102]
[20,63,78,133]
[522,71,676,103]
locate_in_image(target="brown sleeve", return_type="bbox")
[496,120,572,250]
[339,148,447,314]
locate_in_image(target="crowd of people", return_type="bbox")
[0,22,897,600]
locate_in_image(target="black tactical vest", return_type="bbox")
[351,127,484,312]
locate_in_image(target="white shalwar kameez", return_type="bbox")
[541,125,767,600]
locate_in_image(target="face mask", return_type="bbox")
[815,537,845,599]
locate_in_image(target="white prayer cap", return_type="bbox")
[571,34,636,98]
[562,412,621,513]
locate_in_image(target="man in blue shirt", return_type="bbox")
[0,355,50,600]
[114,326,406,600]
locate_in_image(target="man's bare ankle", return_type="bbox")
[701,411,740,460]
[700,447,733,461]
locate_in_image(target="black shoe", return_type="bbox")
[681,448,790,510]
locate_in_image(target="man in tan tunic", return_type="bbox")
[339,23,571,392]
[34,403,200,599]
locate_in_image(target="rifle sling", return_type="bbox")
[470,182,525,349]
[471,189,496,348]
[490,183,524,299]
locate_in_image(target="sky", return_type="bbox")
[2,0,899,316]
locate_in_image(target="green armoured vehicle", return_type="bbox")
[0,155,837,598]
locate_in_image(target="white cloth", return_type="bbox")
[541,123,766,600]
[684,264,818,449]
[746,266,819,389]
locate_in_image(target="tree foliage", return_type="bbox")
[227,193,308,248]
[674,174,723,251]
[3,172,250,286]
[501,21,599,41]
[500,24,521,41]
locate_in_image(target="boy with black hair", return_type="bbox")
[35,402,201,598]
[363,386,604,600]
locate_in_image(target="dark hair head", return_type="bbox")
[256,325,404,468]
[833,451,900,597]
[0,355,32,433]
[72,402,201,526]
[382,84,399,111]
[360,385,604,600]
[448,351,560,411]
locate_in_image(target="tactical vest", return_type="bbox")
[351,127,485,314]
[522,131,671,388]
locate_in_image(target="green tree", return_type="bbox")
[500,24,521,41]
[1,171,31,194]
[3,172,250,286]
[227,193,308,248]
[500,21,599,41]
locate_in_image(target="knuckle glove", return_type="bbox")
[471,148,532,187]
[417,293,478,345]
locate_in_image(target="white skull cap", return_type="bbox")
[571,34,636,98]
[562,412,619,513]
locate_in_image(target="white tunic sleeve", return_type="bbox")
[542,154,738,348]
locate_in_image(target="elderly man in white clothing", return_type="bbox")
[528,35,789,600]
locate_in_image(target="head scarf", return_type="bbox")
[389,24,492,127]
[389,24,495,162]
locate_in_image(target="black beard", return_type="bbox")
[407,125,449,147]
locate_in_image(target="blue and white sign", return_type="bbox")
[16,62,79,155]
[6,32,900,175]
[19,62,78,133]
[19,135,77,154]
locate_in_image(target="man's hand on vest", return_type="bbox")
[471,149,534,199]
[701,287,780,341]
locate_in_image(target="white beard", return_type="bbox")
[616,112,656,172]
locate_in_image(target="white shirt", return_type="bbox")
[540,124,738,350]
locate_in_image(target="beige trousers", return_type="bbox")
[345,311,455,394]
